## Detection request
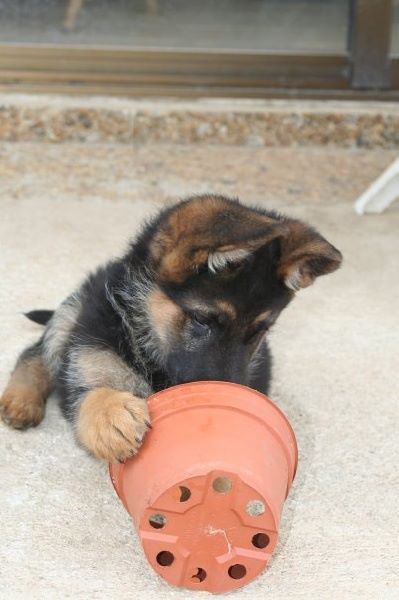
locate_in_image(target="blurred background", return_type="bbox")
[0,0,398,99]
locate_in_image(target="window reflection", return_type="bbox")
[0,0,349,52]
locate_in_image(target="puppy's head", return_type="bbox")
[144,195,342,385]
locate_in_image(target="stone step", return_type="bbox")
[1,94,399,148]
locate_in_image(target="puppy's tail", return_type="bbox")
[24,310,54,326]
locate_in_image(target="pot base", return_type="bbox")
[140,469,277,593]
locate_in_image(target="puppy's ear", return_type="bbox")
[150,195,288,283]
[278,220,342,291]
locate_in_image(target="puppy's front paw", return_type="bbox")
[77,387,151,463]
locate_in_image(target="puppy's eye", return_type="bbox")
[191,313,211,334]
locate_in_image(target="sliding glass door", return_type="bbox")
[0,1,397,98]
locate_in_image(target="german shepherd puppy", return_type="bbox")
[0,195,342,463]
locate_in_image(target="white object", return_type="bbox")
[355,156,399,214]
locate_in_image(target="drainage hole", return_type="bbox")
[228,564,247,580]
[252,532,270,549]
[245,499,265,516]
[149,513,166,529]
[212,476,232,494]
[191,567,207,582]
[179,486,191,502]
[156,551,174,567]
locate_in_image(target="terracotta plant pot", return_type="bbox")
[109,381,298,593]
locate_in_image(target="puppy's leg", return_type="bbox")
[0,339,51,429]
[66,346,152,463]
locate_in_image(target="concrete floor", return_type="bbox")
[0,142,398,599]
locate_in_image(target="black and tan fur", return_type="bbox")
[0,195,342,462]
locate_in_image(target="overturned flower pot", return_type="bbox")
[109,381,298,593]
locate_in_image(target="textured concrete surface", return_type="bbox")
[1,95,399,148]
[0,142,397,207]
[0,142,398,599]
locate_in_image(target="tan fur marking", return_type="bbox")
[43,293,81,376]
[215,300,237,320]
[68,347,150,396]
[77,387,150,463]
[148,288,184,344]
[253,310,272,325]
[151,198,224,266]
[278,221,342,290]
[0,358,50,429]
